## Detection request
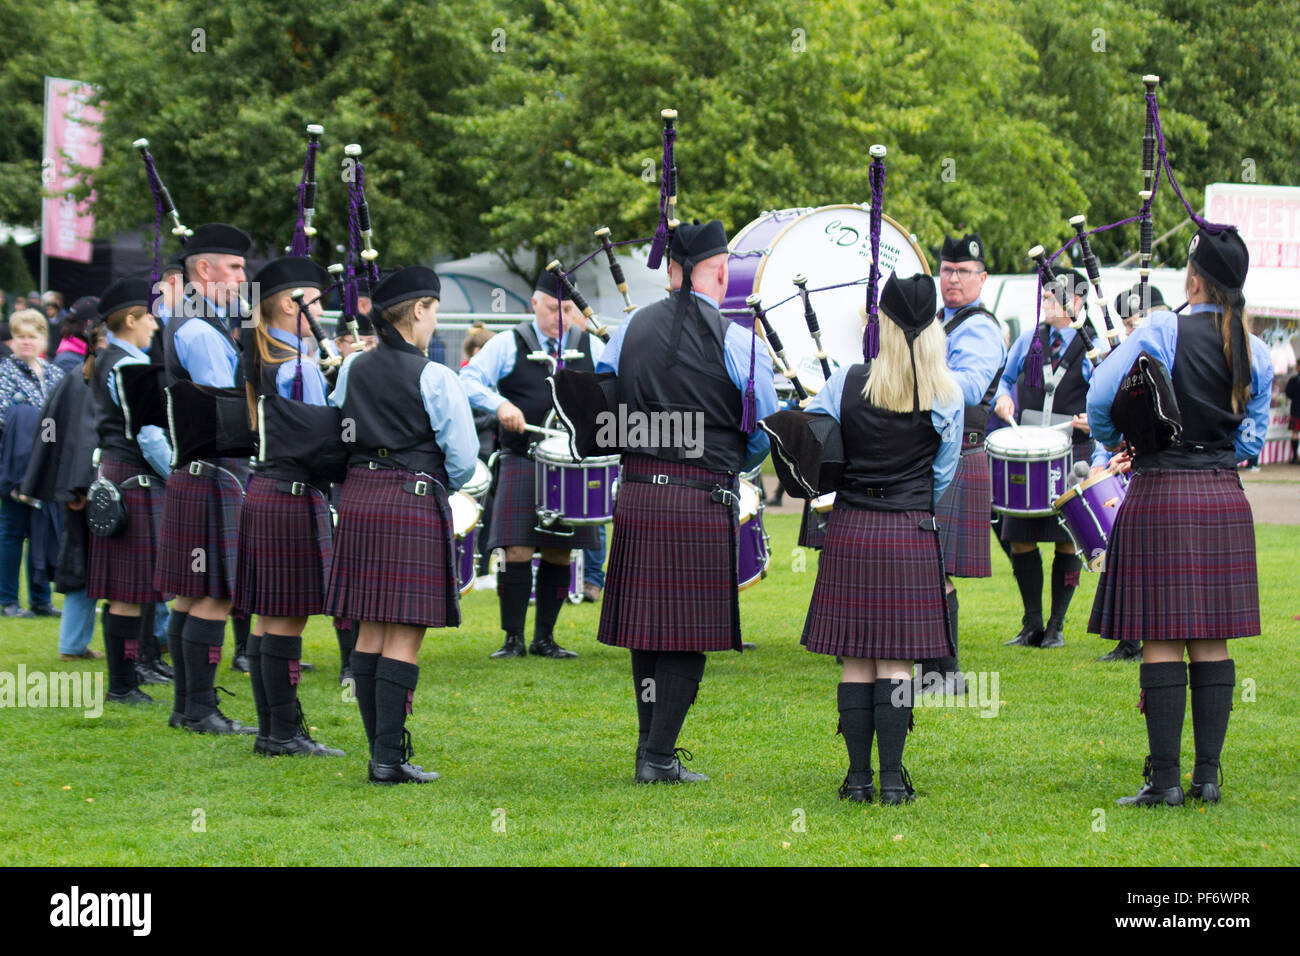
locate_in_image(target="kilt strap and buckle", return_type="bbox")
[186,460,218,479]
[962,430,984,450]
[274,480,309,496]
[624,472,735,507]
[402,480,431,496]
[119,474,153,490]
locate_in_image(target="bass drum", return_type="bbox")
[722,205,930,391]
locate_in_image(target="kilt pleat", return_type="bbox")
[324,467,459,628]
[798,501,827,550]
[233,474,332,617]
[486,451,599,551]
[936,450,993,578]
[802,507,951,660]
[153,458,244,599]
[86,457,165,604]
[1088,469,1259,642]
[598,454,739,652]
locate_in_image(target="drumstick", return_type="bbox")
[522,423,568,439]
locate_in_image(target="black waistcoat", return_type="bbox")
[250,334,320,482]
[943,305,1005,446]
[838,364,942,512]
[92,342,148,469]
[615,292,746,476]
[162,296,243,388]
[339,337,447,483]
[1137,313,1244,470]
[497,322,593,456]
[1016,324,1089,445]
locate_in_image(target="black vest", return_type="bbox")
[162,296,243,388]
[838,364,942,512]
[1137,313,1244,471]
[92,343,149,470]
[251,334,319,482]
[338,337,447,483]
[943,305,1005,447]
[497,322,594,456]
[615,292,747,476]
[1016,324,1090,446]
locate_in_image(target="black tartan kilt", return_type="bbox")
[486,451,599,551]
[233,474,333,617]
[86,457,166,604]
[153,458,245,600]
[798,501,827,549]
[936,449,993,578]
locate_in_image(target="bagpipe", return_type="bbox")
[133,138,191,318]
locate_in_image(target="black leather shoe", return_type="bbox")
[107,688,156,705]
[1188,781,1221,804]
[299,660,316,672]
[838,770,874,803]
[529,634,578,659]
[878,767,916,805]
[742,641,757,650]
[253,736,270,756]
[1118,782,1184,806]
[1039,626,1065,649]
[135,663,171,685]
[152,659,174,679]
[266,733,345,757]
[32,604,61,618]
[231,654,250,673]
[1005,624,1044,647]
[369,760,440,784]
[635,748,708,783]
[168,710,187,729]
[490,631,526,659]
[184,710,257,735]
[2,604,34,618]
[1097,640,1142,662]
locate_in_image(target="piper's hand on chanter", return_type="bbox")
[1108,449,1133,475]
[1072,412,1090,435]
[994,394,1016,424]
[497,400,526,434]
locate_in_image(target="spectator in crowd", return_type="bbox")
[51,296,99,375]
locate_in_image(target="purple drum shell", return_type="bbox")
[456,526,476,596]
[1057,474,1127,570]
[528,553,585,604]
[737,513,770,590]
[536,458,619,525]
[990,451,1071,516]
[721,209,806,323]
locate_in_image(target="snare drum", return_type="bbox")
[986,426,1072,517]
[737,479,771,590]
[534,436,620,527]
[462,458,492,502]
[529,551,586,604]
[450,491,482,596]
[1053,472,1128,571]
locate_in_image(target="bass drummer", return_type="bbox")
[992,269,1107,650]
[459,273,603,660]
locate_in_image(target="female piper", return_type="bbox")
[234,257,345,757]
[800,274,962,805]
[324,267,478,784]
[84,278,173,703]
[1087,226,1271,806]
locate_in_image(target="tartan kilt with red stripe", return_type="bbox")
[324,466,460,628]
[936,450,993,578]
[1089,469,1259,642]
[798,501,827,550]
[598,454,740,652]
[802,506,952,660]
[486,451,599,551]
[233,474,333,617]
[153,458,244,600]
[86,457,165,604]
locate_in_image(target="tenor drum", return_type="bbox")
[986,427,1072,517]
[736,478,771,591]
[534,436,620,527]
[462,458,492,502]
[1053,472,1128,572]
[529,551,586,605]
[722,205,930,390]
[450,491,482,596]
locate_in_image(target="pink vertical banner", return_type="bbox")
[42,77,103,264]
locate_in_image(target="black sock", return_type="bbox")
[533,559,568,642]
[1011,550,1044,629]
[167,608,189,715]
[838,682,874,776]
[138,603,159,668]
[350,650,380,753]
[645,652,706,763]
[262,633,303,741]
[103,612,141,696]
[246,633,269,738]
[182,616,226,720]
[874,679,913,776]
[1139,661,1187,790]
[373,657,420,766]
[630,649,659,748]
[334,617,356,674]
[498,561,532,634]
[1189,659,1235,785]
[1048,552,1082,628]
[231,611,250,658]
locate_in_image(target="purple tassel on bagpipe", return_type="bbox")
[646,115,677,271]
[863,149,886,360]
[739,318,758,432]
[289,137,319,257]
[1025,273,1045,390]
[291,310,304,401]
[140,151,165,315]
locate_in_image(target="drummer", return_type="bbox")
[459,273,603,659]
[992,269,1102,650]
[1114,282,1166,335]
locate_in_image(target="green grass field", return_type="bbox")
[1,517,1296,866]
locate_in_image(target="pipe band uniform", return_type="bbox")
[1086,225,1271,808]
[776,273,961,804]
[324,265,480,785]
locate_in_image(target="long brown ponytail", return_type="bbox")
[1191,263,1253,413]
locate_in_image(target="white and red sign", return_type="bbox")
[41,77,103,264]
[1203,183,1300,319]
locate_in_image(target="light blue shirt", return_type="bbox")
[266,326,328,406]
[105,332,173,479]
[804,364,963,509]
[996,323,1094,405]
[597,291,778,472]
[461,320,606,413]
[172,298,239,388]
[331,349,480,491]
[1086,305,1272,461]
[942,299,1008,408]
